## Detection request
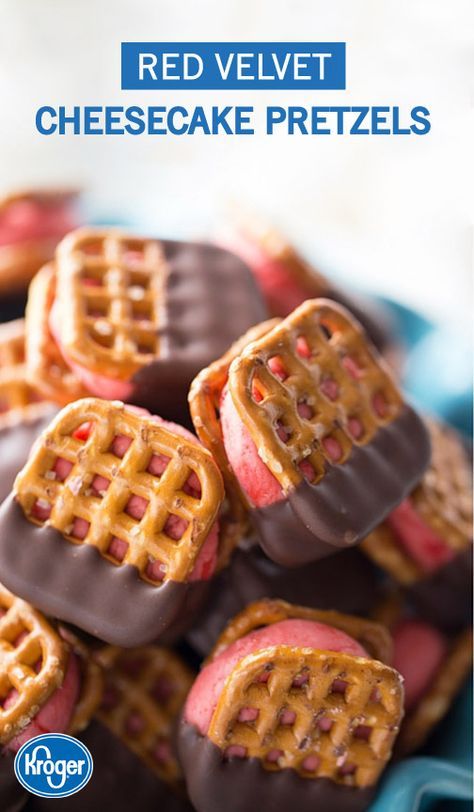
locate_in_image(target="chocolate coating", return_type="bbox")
[25,720,192,812]
[408,547,473,633]
[129,241,267,420]
[0,753,27,812]
[0,495,209,646]
[325,286,394,357]
[0,409,57,505]
[178,721,375,812]
[187,545,381,657]
[251,405,431,567]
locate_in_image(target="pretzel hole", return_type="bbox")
[72,421,94,442]
[109,434,132,458]
[292,669,309,688]
[353,724,372,741]
[338,762,356,777]
[91,474,111,497]
[319,323,333,341]
[89,322,114,348]
[330,678,348,696]
[163,514,189,541]
[266,748,284,764]
[1,686,18,710]
[276,420,291,444]
[120,655,147,678]
[13,629,29,648]
[152,677,174,705]
[107,536,129,563]
[279,709,296,726]
[322,436,343,462]
[238,707,259,723]
[81,240,103,257]
[52,457,73,482]
[320,377,340,401]
[131,302,153,324]
[251,380,265,403]
[125,711,146,737]
[34,658,43,674]
[342,355,363,379]
[256,666,273,684]
[123,249,144,268]
[296,335,312,358]
[147,453,170,477]
[318,715,333,732]
[268,356,288,381]
[70,517,90,540]
[31,498,51,521]
[298,459,316,483]
[302,754,320,772]
[152,739,172,766]
[224,745,247,759]
[133,333,155,356]
[347,417,364,440]
[125,494,149,521]
[183,472,202,499]
[297,400,314,420]
[81,276,102,287]
[146,558,166,582]
[129,271,151,290]
[372,391,389,419]
[101,684,120,711]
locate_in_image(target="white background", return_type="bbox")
[0,0,472,334]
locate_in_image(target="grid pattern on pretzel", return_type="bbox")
[0,320,42,415]
[230,300,402,490]
[25,264,87,404]
[98,647,193,783]
[15,401,221,584]
[208,648,402,788]
[412,420,472,550]
[62,231,166,366]
[0,585,66,744]
[0,320,25,367]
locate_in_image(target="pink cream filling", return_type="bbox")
[392,619,447,712]
[0,199,76,247]
[387,499,456,574]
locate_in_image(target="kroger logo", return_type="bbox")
[14,734,93,798]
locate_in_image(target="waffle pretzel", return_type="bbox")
[207,645,402,788]
[0,319,45,430]
[395,628,472,756]
[228,299,402,493]
[25,263,88,405]
[361,419,472,585]
[189,318,280,565]
[0,583,67,745]
[54,227,168,380]
[98,646,193,784]
[58,627,104,735]
[13,398,224,584]
[209,599,393,665]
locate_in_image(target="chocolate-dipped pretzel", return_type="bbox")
[362,418,472,631]
[0,398,225,645]
[179,599,403,812]
[50,227,267,421]
[216,299,430,566]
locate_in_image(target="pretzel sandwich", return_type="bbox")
[0,584,68,745]
[0,320,46,429]
[220,299,430,565]
[179,599,404,812]
[25,263,88,405]
[98,645,193,785]
[0,398,224,645]
[50,227,267,418]
[189,318,280,567]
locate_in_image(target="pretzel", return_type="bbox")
[54,228,167,380]
[13,398,224,585]
[0,320,46,430]
[228,299,402,493]
[58,627,104,735]
[395,628,472,756]
[0,583,67,745]
[361,419,472,584]
[209,599,393,666]
[0,190,79,294]
[97,646,193,784]
[189,318,280,565]
[207,645,402,788]
[25,263,88,405]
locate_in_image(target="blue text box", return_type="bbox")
[121,42,346,90]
